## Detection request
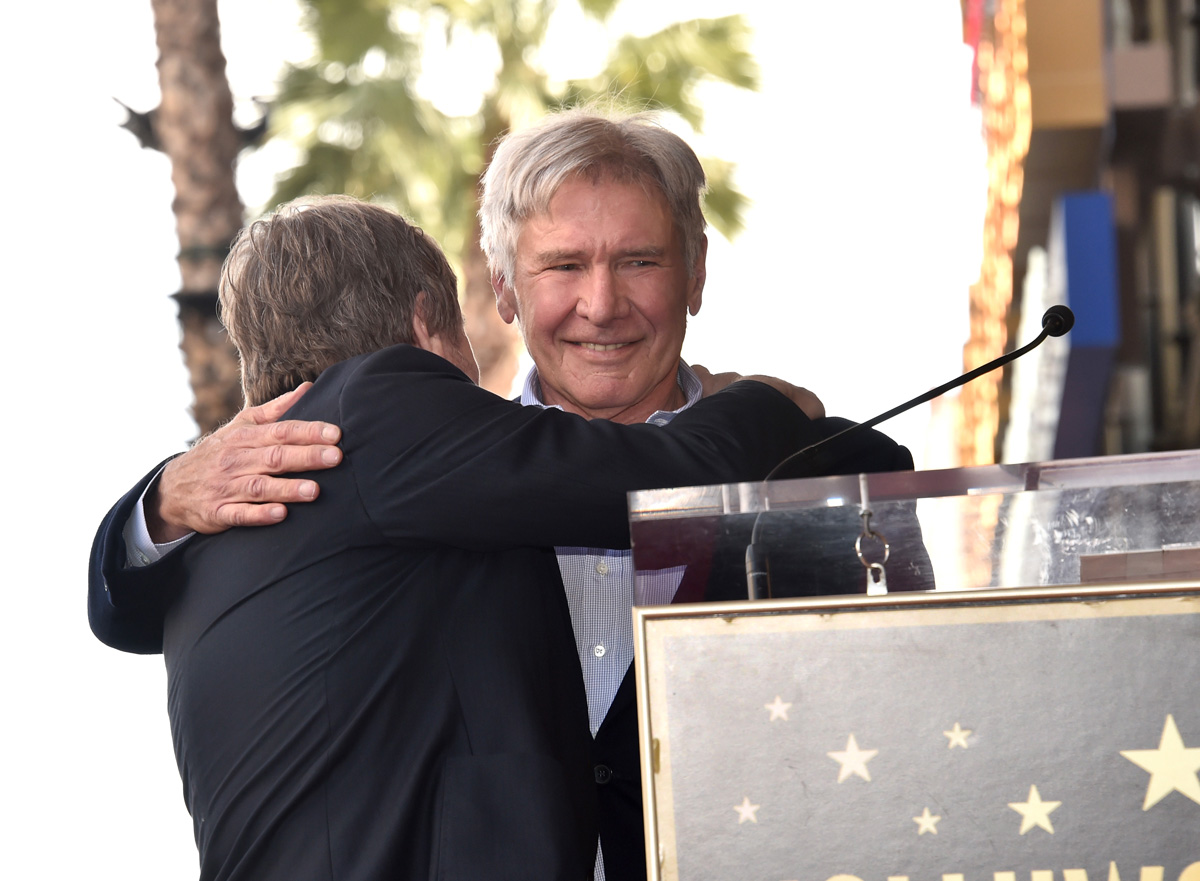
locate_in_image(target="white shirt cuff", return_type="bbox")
[121,470,195,567]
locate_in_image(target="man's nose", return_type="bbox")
[576,268,629,323]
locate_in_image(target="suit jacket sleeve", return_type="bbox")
[770,416,916,479]
[87,346,819,654]
[87,457,185,654]
[330,346,821,552]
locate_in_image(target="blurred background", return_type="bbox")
[2,0,1196,876]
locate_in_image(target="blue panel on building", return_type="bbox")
[1060,191,1119,347]
[1052,191,1120,459]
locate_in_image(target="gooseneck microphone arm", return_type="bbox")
[745,305,1075,600]
[761,304,1076,484]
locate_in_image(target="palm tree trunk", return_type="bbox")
[461,213,521,397]
[151,0,245,435]
[461,109,521,397]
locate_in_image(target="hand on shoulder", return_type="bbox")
[147,383,344,540]
[691,364,825,420]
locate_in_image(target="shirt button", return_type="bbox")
[593,644,606,658]
[594,764,613,785]
[595,560,609,576]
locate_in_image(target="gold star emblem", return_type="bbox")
[1008,784,1060,834]
[1120,714,1200,810]
[733,796,760,824]
[828,733,878,782]
[913,806,941,835]
[943,722,971,749]
[764,695,792,721]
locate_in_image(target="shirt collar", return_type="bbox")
[519,361,703,426]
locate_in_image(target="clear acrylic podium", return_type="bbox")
[628,450,1200,881]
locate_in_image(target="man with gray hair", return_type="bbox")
[478,109,711,429]
[479,108,723,878]
[90,108,913,879]
[479,109,912,878]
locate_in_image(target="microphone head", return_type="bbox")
[1042,305,1075,337]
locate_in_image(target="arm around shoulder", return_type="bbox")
[341,352,822,551]
[665,379,826,480]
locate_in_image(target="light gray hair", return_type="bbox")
[478,107,708,288]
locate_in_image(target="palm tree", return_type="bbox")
[267,0,759,394]
[122,0,261,434]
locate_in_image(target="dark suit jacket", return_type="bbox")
[88,344,821,881]
[588,418,924,881]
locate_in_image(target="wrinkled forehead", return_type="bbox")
[521,163,667,221]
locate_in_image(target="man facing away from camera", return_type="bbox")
[90,109,916,880]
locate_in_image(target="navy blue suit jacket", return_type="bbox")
[88,345,827,881]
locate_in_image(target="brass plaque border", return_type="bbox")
[632,580,1200,881]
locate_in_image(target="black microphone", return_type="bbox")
[1041,304,1074,337]
[745,304,1075,599]
[762,305,1076,483]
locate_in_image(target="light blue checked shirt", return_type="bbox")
[517,363,703,733]
[519,363,702,881]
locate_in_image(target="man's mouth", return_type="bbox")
[575,342,632,352]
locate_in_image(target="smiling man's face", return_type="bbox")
[495,174,706,425]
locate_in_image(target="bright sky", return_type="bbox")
[4,2,980,877]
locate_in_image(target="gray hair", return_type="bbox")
[478,107,708,288]
[220,195,462,406]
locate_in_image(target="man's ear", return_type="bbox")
[493,273,517,325]
[411,291,436,350]
[687,235,707,317]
